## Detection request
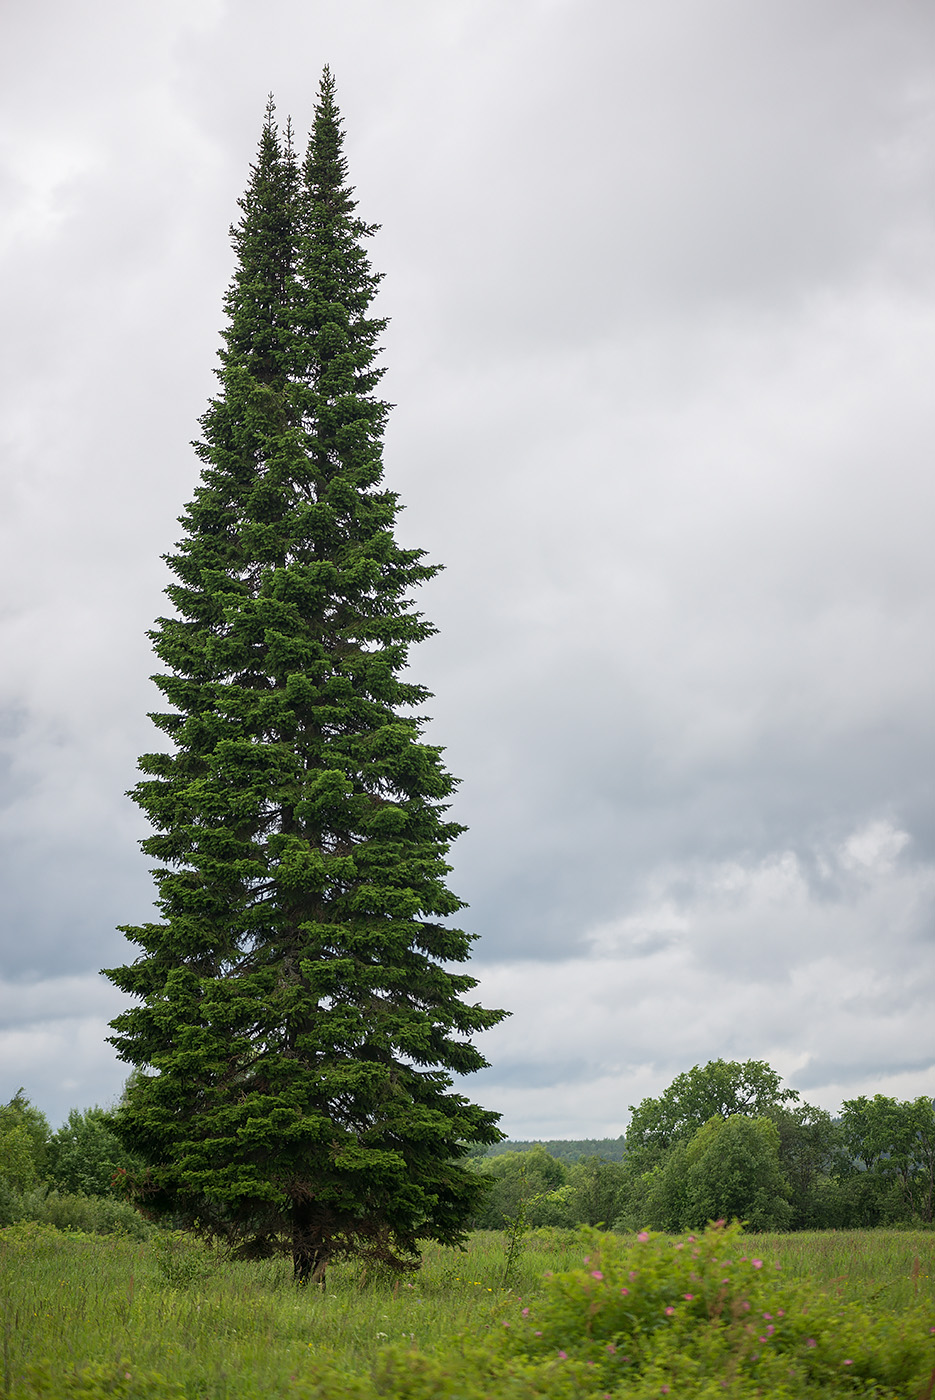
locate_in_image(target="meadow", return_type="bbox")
[1,1223,933,1398]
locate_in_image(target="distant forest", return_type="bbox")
[469,1138,627,1163]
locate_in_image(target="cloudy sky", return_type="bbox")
[1,0,933,1134]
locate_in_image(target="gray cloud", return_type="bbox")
[1,0,933,1128]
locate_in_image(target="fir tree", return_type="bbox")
[105,72,505,1285]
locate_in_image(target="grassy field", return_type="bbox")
[1,1223,933,1398]
[747,1228,935,1312]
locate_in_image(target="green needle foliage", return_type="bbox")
[105,69,506,1285]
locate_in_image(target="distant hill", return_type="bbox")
[468,1137,627,1163]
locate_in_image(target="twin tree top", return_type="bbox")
[104,69,506,1286]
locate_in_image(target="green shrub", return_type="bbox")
[150,1229,217,1287]
[25,1359,184,1398]
[0,1184,151,1237]
[507,1221,935,1396]
[40,1190,152,1239]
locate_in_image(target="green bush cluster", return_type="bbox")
[0,1092,148,1237]
[506,1221,935,1397]
[25,1360,184,1400]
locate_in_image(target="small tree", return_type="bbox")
[106,71,505,1283]
[0,1090,50,1191]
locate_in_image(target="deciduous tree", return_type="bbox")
[626,1059,798,1166]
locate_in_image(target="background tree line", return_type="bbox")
[0,1090,148,1236]
[467,1060,935,1233]
[4,1059,933,1237]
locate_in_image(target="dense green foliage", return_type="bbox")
[625,1059,799,1165]
[618,1061,935,1232]
[0,1094,149,1234]
[102,70,504,1282]
[463,1062,935,1234]
[840,1093,935,1224]
[6,1061,933,1245]
[46,1107,143,1198]
[3,1220,934,1398]
[0,1090,50,1194]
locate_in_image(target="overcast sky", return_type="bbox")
[1,0,933,1134]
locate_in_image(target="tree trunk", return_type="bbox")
[293,1242,328,1288]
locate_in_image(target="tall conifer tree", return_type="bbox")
[106,72,504,1284]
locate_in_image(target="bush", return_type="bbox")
[0,1184,151,1238]
[150,1230,217,1287]
[40,1190,152,1239]
[25,1359,184,1399]
[506,1221,935,1396]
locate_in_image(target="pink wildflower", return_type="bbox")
[844,1360,853,1366]
[522,1307,529,1317]
[534,1330,542,1337]
[684,1294,694,1301]
[557,1350,567,1360]
[806,1339,816,1348]
[606,1344,617,1354]
[638,1231,650,1243]
[665,1306,675,1316]
[591,1270,604,1280]
[620,1287,629,1295]
[752,1259,763,1269]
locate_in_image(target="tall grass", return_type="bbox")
[749,1227,935,1311]
[1,1222,932,1398]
